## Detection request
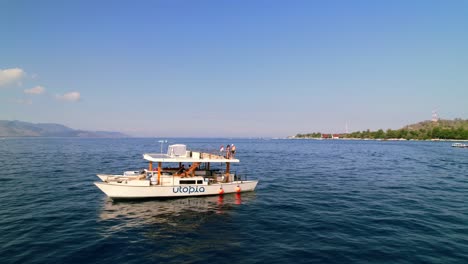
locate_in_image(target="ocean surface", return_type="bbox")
[1,138,468,263]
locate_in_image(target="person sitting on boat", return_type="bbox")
[138,169,147,180]
[176,164,185,174]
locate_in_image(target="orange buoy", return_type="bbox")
[235,186,241,193]
[218,188,224,195]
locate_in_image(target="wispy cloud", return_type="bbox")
[11,98,32,105]
[0,68,25,87]
[55,91,81,102]
[24,86,45,95]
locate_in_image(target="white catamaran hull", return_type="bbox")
[94,180,258,199]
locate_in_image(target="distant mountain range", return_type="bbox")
[0,120,128,138]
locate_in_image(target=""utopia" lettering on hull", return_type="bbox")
[172,186,206,194]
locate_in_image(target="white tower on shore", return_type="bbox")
[432,109,439,123]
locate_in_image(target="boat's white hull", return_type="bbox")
[94,180,258,199]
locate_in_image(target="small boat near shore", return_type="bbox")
[95,144,258,199]
[452,143,468,148]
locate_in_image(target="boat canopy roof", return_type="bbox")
[143,153,239,163]
[143,144,239,163]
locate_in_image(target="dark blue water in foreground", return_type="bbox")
[1,138,468,263]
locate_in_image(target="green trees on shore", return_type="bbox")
[345,127,468,140]
[294,119,468,140]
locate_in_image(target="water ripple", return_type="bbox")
[0,139,468,263]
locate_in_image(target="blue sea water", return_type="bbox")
[1,138,468,263]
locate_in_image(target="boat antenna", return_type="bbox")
[158,140,168,154]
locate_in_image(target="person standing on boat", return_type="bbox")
[231,144,236,158]
[226,144,231,159]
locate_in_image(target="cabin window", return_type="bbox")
[197,180,203,184]
[180,180,196,184]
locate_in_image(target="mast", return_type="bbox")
[226,162,230,182]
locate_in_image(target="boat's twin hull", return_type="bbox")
[94,181,258,199]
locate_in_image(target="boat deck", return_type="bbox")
[143,152,239,163]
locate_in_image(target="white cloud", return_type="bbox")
[55,91,81,102]
[0,68,25,87]
[24,86,45,95]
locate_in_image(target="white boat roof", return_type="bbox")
[143,153,239,163]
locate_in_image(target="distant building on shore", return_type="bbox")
[321,134,345,139]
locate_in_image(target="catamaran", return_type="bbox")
[94,144,258,199]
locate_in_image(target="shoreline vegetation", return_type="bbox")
[291,119,468,141]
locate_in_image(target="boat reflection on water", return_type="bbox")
[98,193,257,235]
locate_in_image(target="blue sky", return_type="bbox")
[1,0,467,137]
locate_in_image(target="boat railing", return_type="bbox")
[208,173,249,184]
[233,173,248,182]
[199,151,238,160]
[143,168,249,184]
[200,152,220,159]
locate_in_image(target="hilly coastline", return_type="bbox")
[0,120,127,138]
[293,119,468,140]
